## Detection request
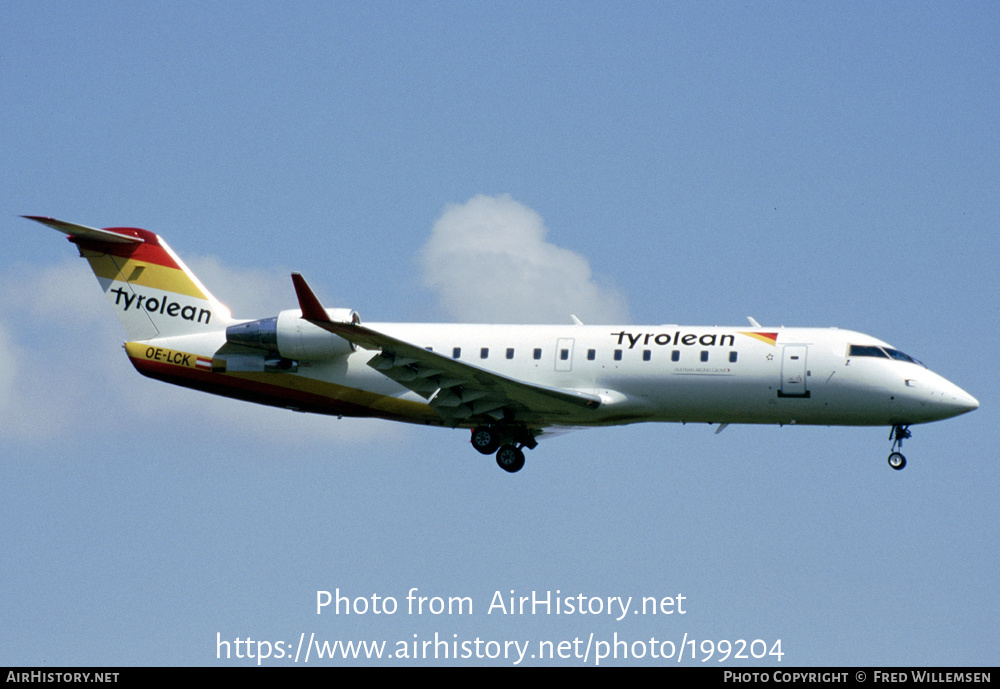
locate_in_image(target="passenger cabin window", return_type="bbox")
[506,348,515,360]
[700,351,709,362]
[452,347,461,359]
[643,350,651,361]
[587,349,596,361]
[614,350,622,361]
[481,348,489,359]
[533,348,542,360]
[729,351,738,363]
[671,350,680,362]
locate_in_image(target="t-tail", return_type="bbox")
[24,216,234,340]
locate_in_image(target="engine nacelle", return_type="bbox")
[225,308,360,360]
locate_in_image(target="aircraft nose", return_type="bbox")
[952,390,979,414]
[923,377,979,418]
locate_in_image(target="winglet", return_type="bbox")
[291,272,331,322]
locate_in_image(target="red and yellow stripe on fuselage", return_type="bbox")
[124,342,438,423]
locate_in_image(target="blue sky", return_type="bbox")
[1,1,997,666]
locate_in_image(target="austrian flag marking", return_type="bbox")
[740,332,779,346]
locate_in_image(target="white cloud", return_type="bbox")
[184,256,294,320]
[14,259,108,325]
[0,323,18,416]
[0,259,123,441]
[419,194,628,324]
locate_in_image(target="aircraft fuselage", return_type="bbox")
[130,323,977,431]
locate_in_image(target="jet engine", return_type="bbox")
[225,308,360,360]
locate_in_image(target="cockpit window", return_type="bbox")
[883,348,924,367]
[848,344,925,367]
[848,345,888,358]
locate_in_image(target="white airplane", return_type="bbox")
[27,215,979,473]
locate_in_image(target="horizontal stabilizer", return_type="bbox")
[22,216,144,245]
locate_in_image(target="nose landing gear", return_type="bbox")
[887,424,912,470]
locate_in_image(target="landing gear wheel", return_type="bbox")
[888,452,906,471]
[888,424,912,471]
[496,444,525,473]
[471,426,500,455]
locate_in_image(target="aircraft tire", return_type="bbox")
[888,452,906,471]
[471,426,500,455]
[496,445,525,473]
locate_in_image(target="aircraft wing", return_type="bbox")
[291,273,602,425]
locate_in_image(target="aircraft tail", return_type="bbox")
[25,216,234,341]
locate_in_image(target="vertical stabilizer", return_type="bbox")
[25,216,233,340]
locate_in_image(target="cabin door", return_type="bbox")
[780,345,809,397]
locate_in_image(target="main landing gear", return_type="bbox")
[887,424,912,471]
[471,425,536,473]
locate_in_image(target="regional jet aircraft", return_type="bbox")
[27,216,978,473]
